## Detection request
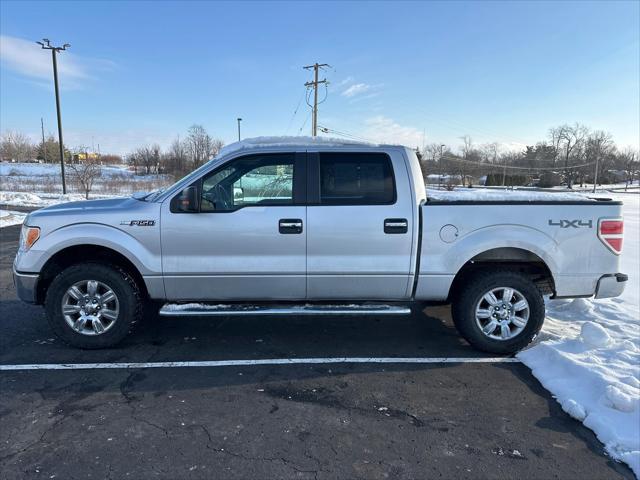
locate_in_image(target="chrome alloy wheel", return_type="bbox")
[474,287,530,341]
[61,280,120,336]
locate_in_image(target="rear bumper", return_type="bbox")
[594,273,628,299]
[13,268,39,304]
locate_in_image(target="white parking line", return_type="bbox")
[0,357,520,371]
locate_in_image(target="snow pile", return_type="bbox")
[0,209,27,228]
[426,187,596,202]
[0,191,113,207]
[518,193,640,476]
[1,162,132,178]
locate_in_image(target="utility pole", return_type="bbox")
[438,145,445,190]
[502,158,507,186]
[237,118,242,142]
[592,157,599,193]
[37,39,70,194]
[40,118,47,163]
[303,63,330,137]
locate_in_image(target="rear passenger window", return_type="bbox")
[319,153,395,205]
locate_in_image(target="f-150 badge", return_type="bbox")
[120,220,156,226]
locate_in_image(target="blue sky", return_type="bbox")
[1,0,638,155]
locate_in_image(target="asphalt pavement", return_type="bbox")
[0,222,633,479]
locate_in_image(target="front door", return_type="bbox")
[161,152,307,301]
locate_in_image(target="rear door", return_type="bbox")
[161,152,307,301]
[306,150,415,299]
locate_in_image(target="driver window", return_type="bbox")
[200,154,295,212]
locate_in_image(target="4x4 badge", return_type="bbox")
[548,219,592,228]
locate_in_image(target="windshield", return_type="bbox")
[135,154,224,202]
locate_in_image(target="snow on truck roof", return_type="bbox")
[217,136,396,158]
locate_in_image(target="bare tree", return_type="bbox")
[69,146,102,199]
[162,136,189,178]
[1,130,35,162]
[130,145,161,175]
[585,130,613,189]
[458,135,475,186]
[185,124,224,169]
[550,123,589,187]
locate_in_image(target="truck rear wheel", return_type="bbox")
[44,263,142,349]
[451,270,545,354]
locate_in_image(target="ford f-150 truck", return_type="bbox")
[13,137,627,353]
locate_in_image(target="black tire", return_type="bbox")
[44,263,142,349]
[451,270,545,354]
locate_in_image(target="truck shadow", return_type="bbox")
[0,300,482,365]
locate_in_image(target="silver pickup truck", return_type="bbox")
[13,138,627,353]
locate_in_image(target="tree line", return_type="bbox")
[0,124,223,180]
[0,130,123,165]
[418,123,638,188]
[3,121,638,189]
[127,124,224,178]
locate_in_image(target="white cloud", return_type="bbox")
[362,115,424,147]
[342,82,372,98]
[338,76,355,87]
[0,35,114,89]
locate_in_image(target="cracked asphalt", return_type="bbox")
[0,223,634,479]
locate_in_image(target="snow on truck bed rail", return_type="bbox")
[426,187,598,202]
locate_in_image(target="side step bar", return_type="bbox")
[159,303,412,317]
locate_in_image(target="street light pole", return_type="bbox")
[40,118,47,163]
[37,39,70,194]
[237,118,242,142]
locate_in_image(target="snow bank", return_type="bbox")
[426,187,596,202]
[1,162,132,178]
[0,209,26,228]
[518,193,640,476]
[0,191,116,207]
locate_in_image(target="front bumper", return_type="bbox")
[594,273,628,299]
[13,268,39,304]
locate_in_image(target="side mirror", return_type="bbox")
[178,185,198,212]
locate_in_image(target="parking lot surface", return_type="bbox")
[0,223,633,479]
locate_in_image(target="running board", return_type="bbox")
[159,303,412,317]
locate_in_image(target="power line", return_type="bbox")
[303,63,330,137]
[284,89,306,135]
[440,154,596,172]
[317,125,376,144]
[298,111,312,135]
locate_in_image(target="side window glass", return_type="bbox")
[201,154,294,211]
[319,153,395,205]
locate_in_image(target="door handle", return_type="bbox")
[384,218,408,234]
[279,218,303,234]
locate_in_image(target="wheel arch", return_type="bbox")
[36,244,148,304]
[448,247,556,302]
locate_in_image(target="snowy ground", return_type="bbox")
[0,209,27,228]
[0,161,170,197]
[518,192,640,476]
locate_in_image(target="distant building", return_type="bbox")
[72,152,100,162]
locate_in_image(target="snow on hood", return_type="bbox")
[34,196,134,213]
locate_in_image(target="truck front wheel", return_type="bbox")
[44,263,142,349]
[451,270,545,354]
